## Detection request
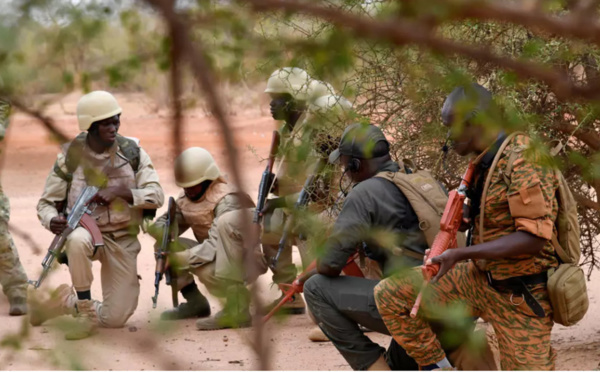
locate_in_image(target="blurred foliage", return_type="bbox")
[0,0,597,271]
[1,0,599,305]
[1,0,599,367]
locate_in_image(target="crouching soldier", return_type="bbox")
[33,91,164,340]
[151,147,260,330]
[375,84,560,370]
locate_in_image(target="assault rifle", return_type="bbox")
[270,157,328,269]
[410,161,475,317]
[29,186,102,289]
[152,196,179,308]
[253,130,280,224]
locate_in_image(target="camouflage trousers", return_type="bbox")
[374,261,555,370]
[0,192,28,299]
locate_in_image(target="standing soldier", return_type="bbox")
[33,91,164,340]
[0,99,28,316]
[151,147,260,331]
[375,83,559,370]
[260,67,337,314]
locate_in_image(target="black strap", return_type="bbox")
[485,271,547,317]
[467,133,508,222]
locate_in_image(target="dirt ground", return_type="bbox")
[0,92,598,370]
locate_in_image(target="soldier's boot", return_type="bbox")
[8,296,28,316]
[64,299,98,341]
[196,285,251,331]
[264,292,306,315]
[308,327,330,342]
[29,284,77,326]
[161,283,211,320]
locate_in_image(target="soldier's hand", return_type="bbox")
[260,197,285,216]
[427,249,460,283]
[92,186,131,206]
[50,216,67,235]
[458,204,471,232]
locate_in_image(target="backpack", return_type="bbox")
[480,132,588,326]
[376,159,466,258]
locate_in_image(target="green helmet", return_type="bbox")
[264,67,312,101]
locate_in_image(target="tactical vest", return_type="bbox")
[66,142,137,232]
[58,133,141,232]
[176,178,233,242]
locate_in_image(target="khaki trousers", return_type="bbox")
[173,209,266,298]
[0,193,28,299]
[64,227,141,328]
[262,207,313,284]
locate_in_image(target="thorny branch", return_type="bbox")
[142,0,270,369]
[244,0,600,101]
[437,0,600,45]
[2,97,69,144]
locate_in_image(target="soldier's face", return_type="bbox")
[269,94,295,120]
[448,121,477,156]
[184,180,212,201]
[92,115,120,146]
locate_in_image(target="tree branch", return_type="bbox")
[443,0,600,45]
[142,0,270,369]
[4,98,69,144]
[244,0,600,100]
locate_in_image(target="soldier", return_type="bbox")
[375,84,558,370]
[33,91,164,340]
[304,123,497,370]
[0,99,28,316]
[151,147,259,331]
[260,67,337,314]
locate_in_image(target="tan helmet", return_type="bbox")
[306,94,353,132]
[264,67,312,101]
[77,91,122,131]
[309,94,353,115]
[174,147,221,188]
[307,80,335,103]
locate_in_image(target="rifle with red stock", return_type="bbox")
[410,161,476,317]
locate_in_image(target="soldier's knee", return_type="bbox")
[216,209,244,237]
[98,304,134,328]
[303,274,329,302]
[65,228,93,256]
[101,313,128,328]
[373,279,389,308]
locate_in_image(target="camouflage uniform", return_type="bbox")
[374,134,558,370]
[0,100,28,303]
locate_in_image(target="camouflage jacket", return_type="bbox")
[472,134,559,280]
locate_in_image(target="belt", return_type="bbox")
[485,271,547,317]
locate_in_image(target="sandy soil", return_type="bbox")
[0,92,598,370]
